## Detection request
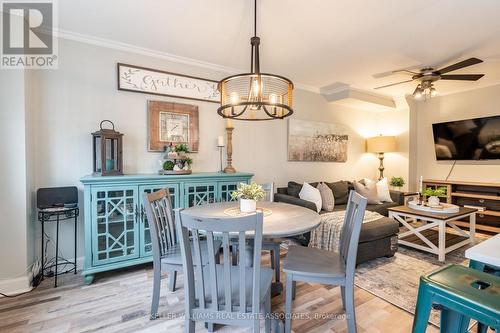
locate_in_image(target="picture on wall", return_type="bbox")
[148,101,199,152]
[118,63,220,103]
[288,118,348,162]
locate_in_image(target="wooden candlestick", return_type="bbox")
[223,127,236,173]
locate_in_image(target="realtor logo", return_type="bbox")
[1,0,58,68]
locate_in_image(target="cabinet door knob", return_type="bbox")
[478,199,485,203]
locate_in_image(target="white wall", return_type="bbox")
[0,70,31,293]
[411,84,500,186]
[26,38,408,268]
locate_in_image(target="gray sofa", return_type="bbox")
[274,181,401,264]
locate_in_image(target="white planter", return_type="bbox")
[240,199,257,213]
[427,196,440,206]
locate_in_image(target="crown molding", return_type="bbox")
[56,29,320,93]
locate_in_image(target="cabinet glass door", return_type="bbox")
[139,184,179,257]
[91,186,139,266]
[185,182,217,207]
[218,181,240,202]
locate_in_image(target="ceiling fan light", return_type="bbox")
[430,87,438,97]
[413,85,423,99]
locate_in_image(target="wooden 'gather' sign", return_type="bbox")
[117,63,220,103]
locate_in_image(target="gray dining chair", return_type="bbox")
[142,189,221,320]
[176,209,273,333]
[283,190,368,333]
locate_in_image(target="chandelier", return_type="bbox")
[217,0,294,121]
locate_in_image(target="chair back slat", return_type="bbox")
[238,230,246,312]
[339,190,367,279]
[192,230,206,309]
[142,189,177,260]
[251,213,263,315]
[222,232,232,311]
[206,231,219,311]
[177,210,264,317]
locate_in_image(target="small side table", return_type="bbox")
[396,191,419,205]
[38,207,79,287]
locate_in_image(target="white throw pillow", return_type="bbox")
[299,182,322,213]
[367,177,393,203]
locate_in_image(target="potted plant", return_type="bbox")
[423,187,447,206]
[230,182,266,213]
[389,176,405,191]
[183,157,192,171]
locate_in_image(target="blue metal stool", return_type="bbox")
[413,264,500,333]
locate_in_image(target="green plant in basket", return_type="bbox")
[423,187,447,197]
[163,160,175,171]
[389,176,405,188]
[173,144,189,153]
[230,182,266,201]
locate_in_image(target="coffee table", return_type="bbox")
[388,205,477,262]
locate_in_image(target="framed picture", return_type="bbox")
[288,118,348,162]
[148,101,199,152]
[118,63,220,103]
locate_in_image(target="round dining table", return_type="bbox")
[181,201,321,296]
[181,201,321,238]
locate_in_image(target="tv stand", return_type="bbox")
[423,179,500,234]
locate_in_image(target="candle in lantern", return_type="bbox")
[418,176,423,194]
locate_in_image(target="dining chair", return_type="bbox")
[261,182,275,202]
[142,189,221,320]
[283,190,368,333]
[176,209,273,333]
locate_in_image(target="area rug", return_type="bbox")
[354,245,471,327]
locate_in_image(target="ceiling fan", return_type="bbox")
[374,57,485,99]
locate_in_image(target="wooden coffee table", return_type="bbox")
[388,205,477,262]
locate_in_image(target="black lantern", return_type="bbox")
[92,120,123,176]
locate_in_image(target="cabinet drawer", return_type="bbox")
[476,213,500,227]
[455,197,500,211]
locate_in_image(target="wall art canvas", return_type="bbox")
[288,119,348,162]
[118,63,220,103]
[148,101,199,152]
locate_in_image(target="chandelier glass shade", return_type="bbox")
[217,0,294,121]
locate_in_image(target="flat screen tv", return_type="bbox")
[432,115,500,160]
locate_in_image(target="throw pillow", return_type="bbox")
[353,180,381,204]
[317,182,335,211]
[326,180,350,204]
[374,177,393,203]
[299,182,322,213]
[287,181,303,197]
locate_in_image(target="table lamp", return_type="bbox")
[366,135,397,180]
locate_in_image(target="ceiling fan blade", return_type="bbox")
[374,79,414,89]
[437,57,483,74]
[392,69,420,75]
[440,74,484,81]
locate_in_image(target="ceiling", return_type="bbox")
[58,0,500,98]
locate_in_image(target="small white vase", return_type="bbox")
[428,196,440,206]
[240,199,257,213]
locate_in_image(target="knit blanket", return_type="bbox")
[309,210,385,251]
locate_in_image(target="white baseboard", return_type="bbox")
[0,274,32,297]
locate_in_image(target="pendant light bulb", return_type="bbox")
[230,92,239,105]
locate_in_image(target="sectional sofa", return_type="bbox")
[274,181,402,264]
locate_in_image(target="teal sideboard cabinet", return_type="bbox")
[80,172,253,284]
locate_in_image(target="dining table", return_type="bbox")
[181,201,321,295]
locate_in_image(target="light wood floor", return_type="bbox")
[0,255,439,333]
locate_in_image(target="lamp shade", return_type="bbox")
[366,135,397,153]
